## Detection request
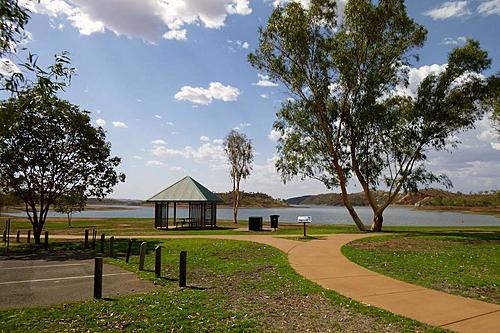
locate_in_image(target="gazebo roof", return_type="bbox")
[147,176,223,202]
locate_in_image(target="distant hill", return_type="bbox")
[86,191,288,208]
[218,191,288,208]
[87,198,144,206]
[287,191,386,206]
[287,189,500,208]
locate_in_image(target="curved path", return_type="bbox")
[53,233,499,332]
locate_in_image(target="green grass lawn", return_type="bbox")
[342,230,500,304]
[0,238,440,332]
[3,216,500,239]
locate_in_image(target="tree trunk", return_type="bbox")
[371,212,384,232]
[232,177,238,224]
[33,227,41,245]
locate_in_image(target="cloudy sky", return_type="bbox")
[5,0,500,199]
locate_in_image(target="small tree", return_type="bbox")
[0,56,125,245]
[54,190,86,227]
[223,130,253,224]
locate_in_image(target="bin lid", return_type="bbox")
[270,215,280,218]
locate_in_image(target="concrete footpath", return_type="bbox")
[52,233,499,333]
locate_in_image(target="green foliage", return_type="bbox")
[0,0,30,56]
[249,0,497,231]
[223,130,254,181]
[54,190,87,226]
[0,56,124,243]
[224,130,254,223]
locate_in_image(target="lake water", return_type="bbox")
[7,205,499,227]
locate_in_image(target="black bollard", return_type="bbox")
[16,230,20,243]
[179,251,187,287]
[126,239,132,263]
[155,246,162,278]
[84,229,89,248]
[27,230,31,243]
[100,233,105,253]
[94,257,103,299]
[139,242,147,270]
[44,231,49,250]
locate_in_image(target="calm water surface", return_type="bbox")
[7,205,499,227]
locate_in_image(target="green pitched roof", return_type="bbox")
[147,176,223,202]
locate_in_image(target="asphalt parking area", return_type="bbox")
[0,253,154,309]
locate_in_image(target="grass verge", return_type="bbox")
[342,230,500,304]
[0,238,441,332]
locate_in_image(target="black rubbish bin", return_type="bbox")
[270,215,280,229]
[248,216,263,231]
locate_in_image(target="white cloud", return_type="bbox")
[112,121,128,128]
[0,58,21,77]
[423,1,471,20]
[253,74,278,87]
[152,139,167,145]
[154,115,162,119]
[132,155,143,160]
[476,116,500,150]
[21,0,252,42]
[95,118,106,127]
[151,141,226,162]
[213,139,224,145]
[443,36,467,45]
[260,93,269,99]
[146,160,166,167]
[239,123,252,127]
[169,166,184,171]
[136,98,142,102]
[165,121,175,126]
[272,0,311,9]
[227,39,249,51]
[200,135,210,142]
[163,29,186,41]
[174,82,240,105]
[477,0,500,15]
[395,64,448,98]
[268,128,282,142]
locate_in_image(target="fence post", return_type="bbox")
[84,229,89,248]
[139,242,147,270]
[27,230,31,243]
[126,239,132,263]
[44,231,49,250]
[94,257,103,299]
[109,236,114,257]
[4,219,10,253]
[179,251,187,287]
[16,230,20,243]
[100,233,105,253]
[6,219,10,252]
[155,246,161,278]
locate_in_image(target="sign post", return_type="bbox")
[297,216,312,237]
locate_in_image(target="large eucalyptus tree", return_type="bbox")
[249,0,497,231]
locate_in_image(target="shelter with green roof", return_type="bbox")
[147,176,223,229]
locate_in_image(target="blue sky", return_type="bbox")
[5,0,500,199]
